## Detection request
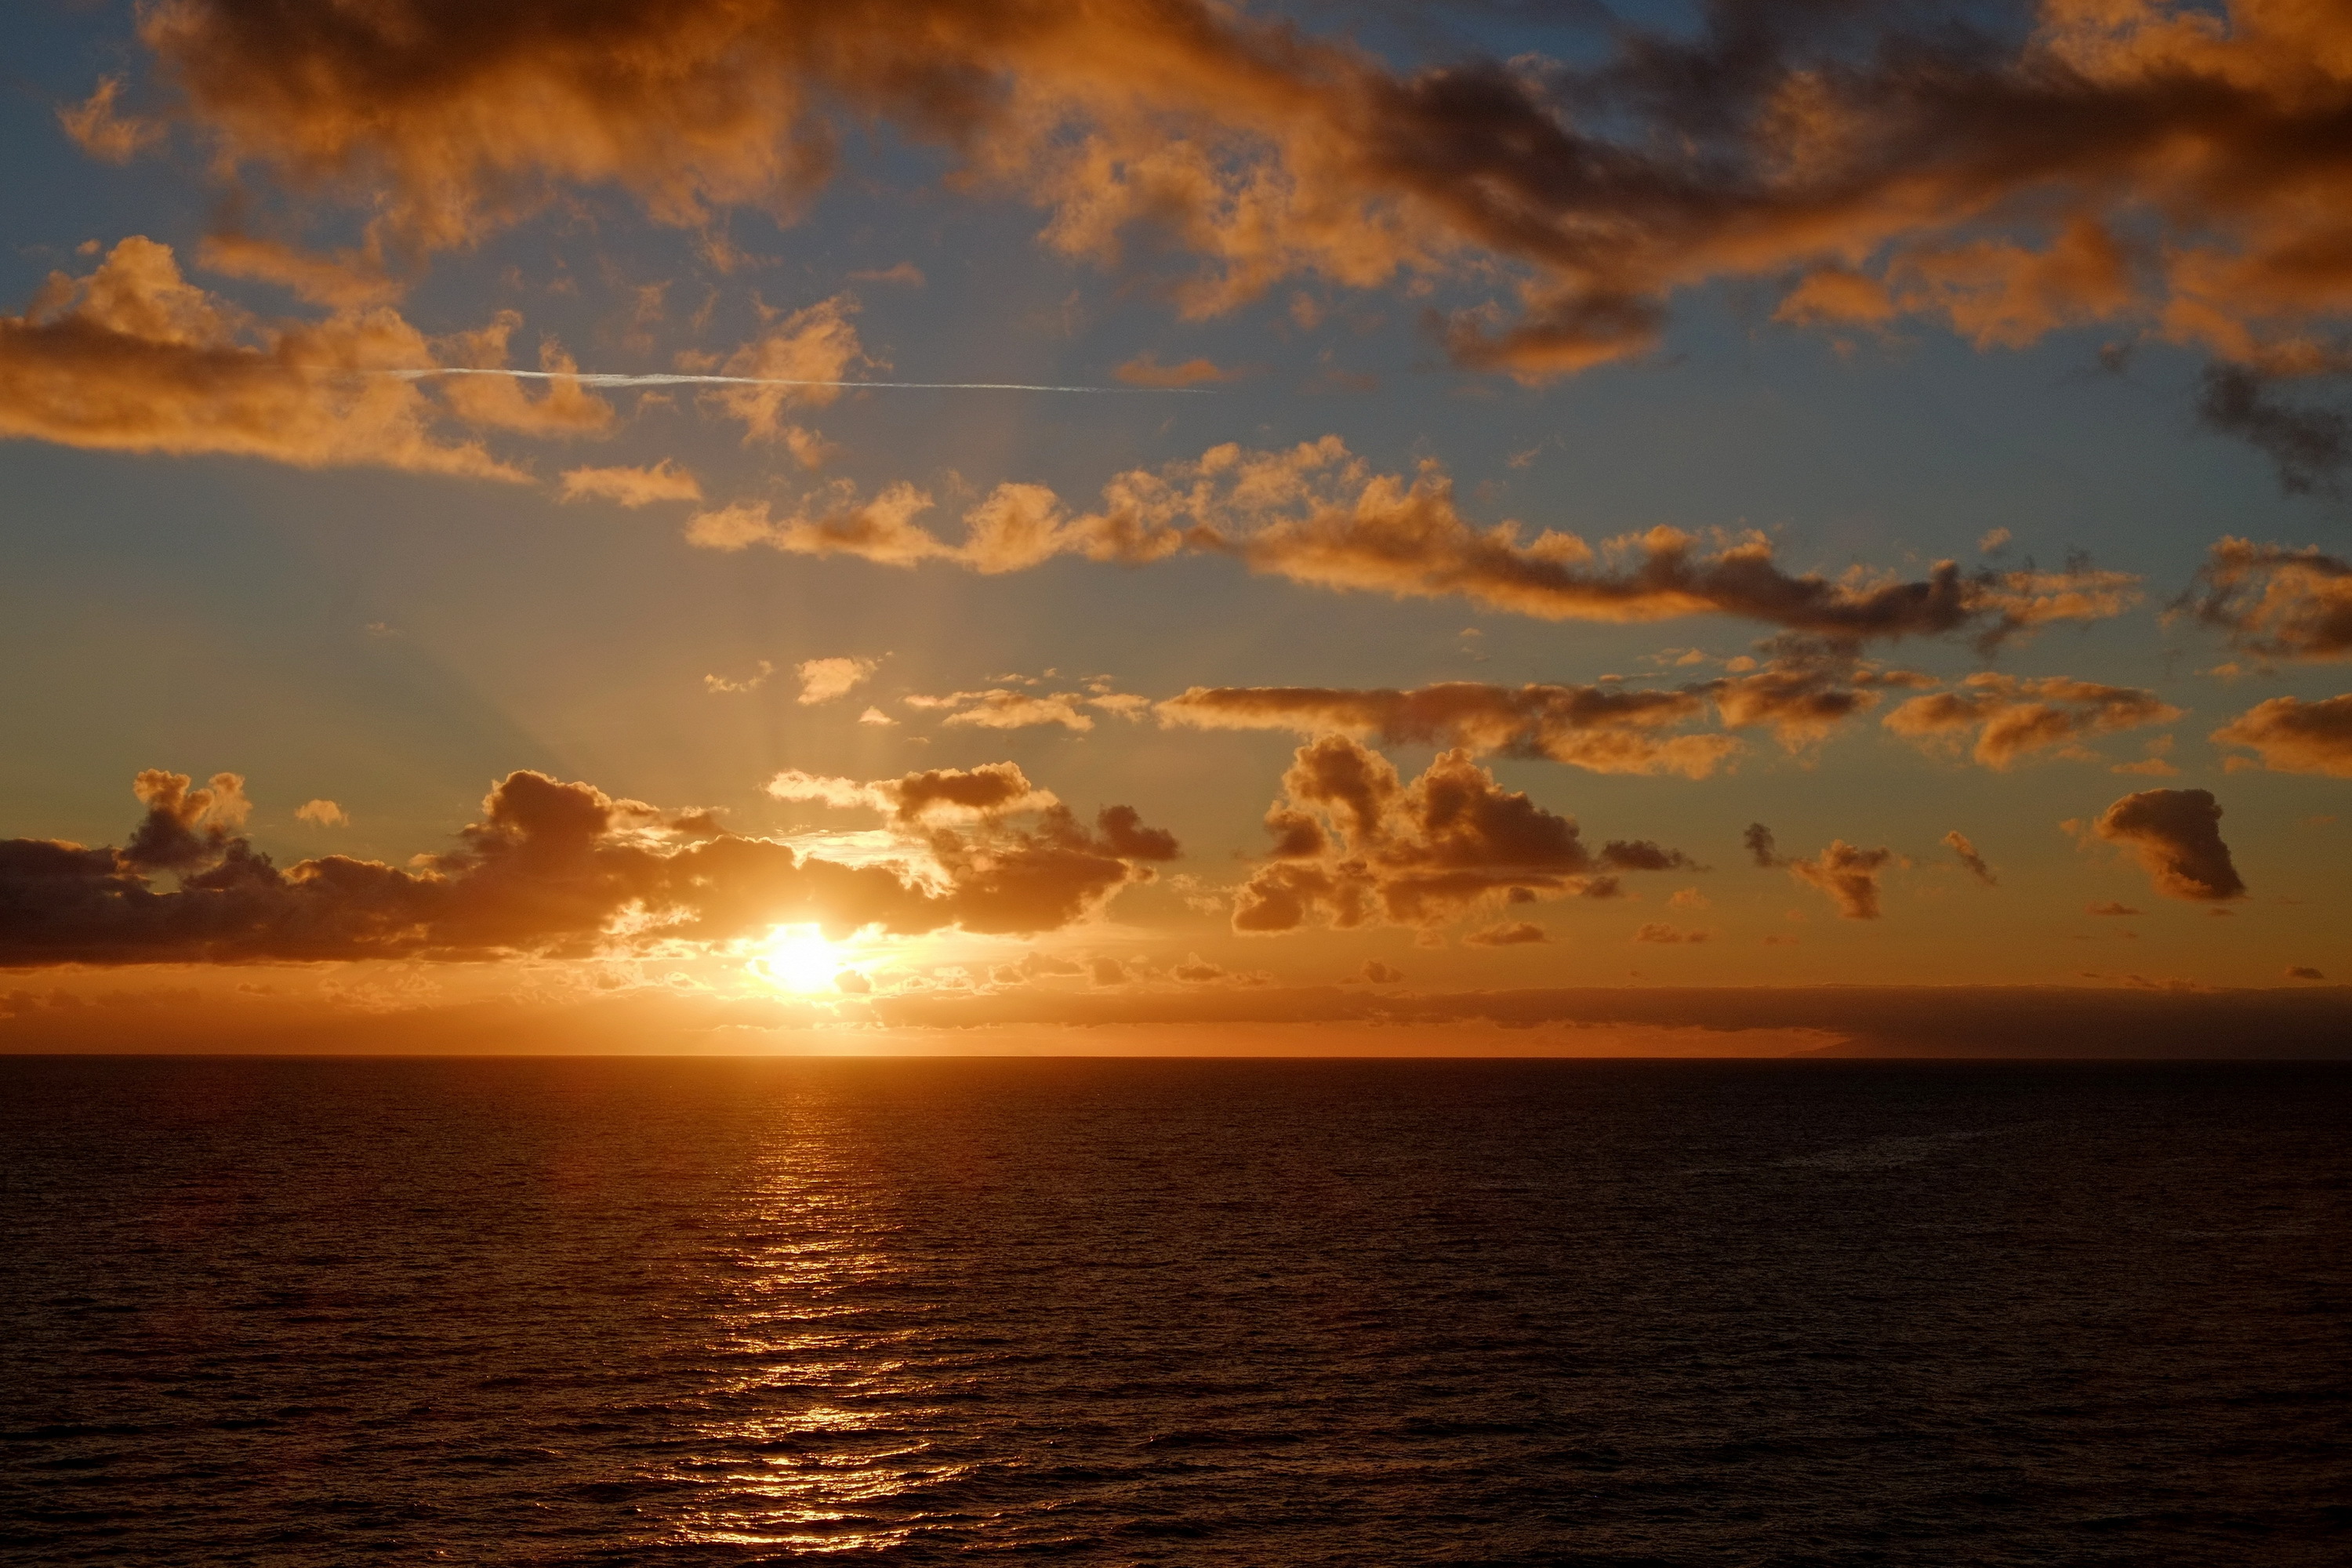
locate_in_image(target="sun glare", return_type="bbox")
[756,927,844,994]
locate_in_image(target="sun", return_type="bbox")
[754,926,844,994]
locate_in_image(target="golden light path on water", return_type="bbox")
[656,1107,967,1554]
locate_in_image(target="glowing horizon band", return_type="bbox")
[382,367,1209,394]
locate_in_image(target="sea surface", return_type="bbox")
[2,1056,2347,1566]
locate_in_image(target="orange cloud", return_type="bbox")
[1114,354,1247,387]
[794,655,880,706]
[558,459,702,507]
[2091,788,2247,902]
[116,0,2352,391]
[1156,681,1737,778]
[2212,694,2352,777]
[1882,673,2181,768]
[1749,825,1894,919]
[0,238,524,479]
[1231,736,1692,935]
[691,439,2136,643]
[2180,539,2352,662]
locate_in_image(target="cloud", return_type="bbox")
[2180,540,2352,662]
[1632,923,1710,944]
[1114,354,1245,387]
[768,760,1057,825]
[2286,965,2325,981]
[0,238,528,479]
[1157,681,1737,778]
[295,799,349,828]
[795,655,880,706]
[1359,960,1404,983]
[1748,826,1893,919]
[705,661,773,695]
[558,459,702,507]
[1230,735,1691,935]
[2086,901,2141,916]
[2211,694,2352,778]
[921,690,1095,732]
[1943,830,1996,886]
[702,295,867,461]
[846,263,924,287]
[1702,652,1936,748]
[691,439,2135,644]
[58,77,165,164]
[0,763,1177,964]
[1467,921,1548,946]
[2197,366,2350,495]
[1883,674,2180,768]
[2091,788,2246,902]
[120,0,2352,407]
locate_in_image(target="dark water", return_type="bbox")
[2,1058,2348,1566]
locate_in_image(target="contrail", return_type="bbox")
[383,367,1209,394]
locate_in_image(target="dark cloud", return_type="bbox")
[2091,788,2246,903]
[2198,366,2351,495]
[1944,830,1997,886]
[0,764,1178,964]
[1466,920,1548,946]
[1231,735,1690,935]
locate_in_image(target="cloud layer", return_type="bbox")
[0,764,1177,964]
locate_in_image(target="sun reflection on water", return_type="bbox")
[648,1116,960,1555]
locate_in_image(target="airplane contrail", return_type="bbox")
[383,367,1210,394]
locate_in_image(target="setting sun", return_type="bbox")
[755,926,845,994]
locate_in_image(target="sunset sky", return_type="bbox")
[5,0,2350,1054]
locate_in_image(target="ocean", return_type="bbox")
[3,1056,2347,1565]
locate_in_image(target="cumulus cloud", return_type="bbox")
[558,459,702,507]
[2180,540,2352,662]
[1943,830,1997,886]
[1748,825,1894,919]
[2212,695,2352,778]
[1883,673,2180,768]
[2086,901,2141,916]
[2090,788,2247,902]
[1230,735,1690,935]
[1157,681,1737,778]
[295,799,349,828]
[0,762,1178,964]
[1632,923,1710,944]
[691,438,2134,644]
[115,0,2352,404]
[1359,960,1404,983]
[795,655,880,706]
[0,238,528,479]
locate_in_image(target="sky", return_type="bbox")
[3,0,2351,1056]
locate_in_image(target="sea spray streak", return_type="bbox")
[383,368,1207,394]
